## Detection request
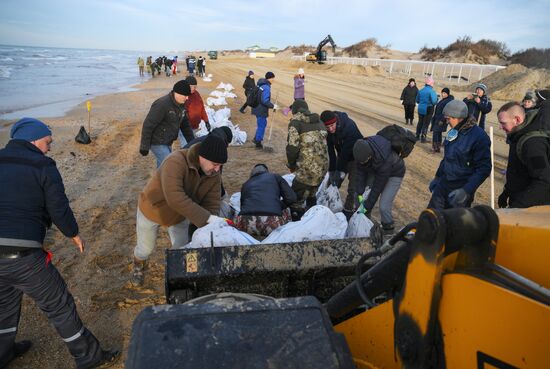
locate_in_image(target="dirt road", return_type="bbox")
[2,57,505,368]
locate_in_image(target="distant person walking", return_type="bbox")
[294,68,305,101]
[137,57,145,77]
[0,118,119,368]
[430,87,454,153]
[463,83,492,131]
[416,76,438,143]
[197,56,205,77]
[239,70,255,114]
[251,72,277,149]
[146,56,152,74]
[428,100,491,209]
[400,78,418,125]
[140,80,195,167]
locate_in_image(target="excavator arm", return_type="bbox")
[306,34,337,63]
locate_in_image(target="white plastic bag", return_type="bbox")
[345,212,374,238]
[206,96,227,106]
[262,205,347,244]
[316,174,344,213]
[282,173,295,186]
[186,221,259,249]
[229,192,241,214]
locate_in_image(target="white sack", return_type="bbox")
[345,212,374,238]
[316,174,344,213]
[216,82,234,91]
[229,192,241,214]
[206,96,227,106]
[186,220,259,248]
[282,174,295,186]
[262,205,347,244]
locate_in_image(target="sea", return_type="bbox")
[0,44,164,120]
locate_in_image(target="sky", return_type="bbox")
[1,0,549,53]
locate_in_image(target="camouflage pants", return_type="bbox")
[235,208,291,238]
[290,179,319,216]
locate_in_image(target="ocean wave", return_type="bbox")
[0,66,12,78]
[91,55,114,60]
[0,57,14,62]
[22,55,67,61]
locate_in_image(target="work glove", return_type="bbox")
[448,188,469,208]
[429,178,439,193]
[498,191,509,208]
[205,121,211,132]
[400,99,403,104]
[273,104,279,111]
[139,149,149,157]
[330,171,345,188]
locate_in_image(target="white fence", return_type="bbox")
[291,56,505,84]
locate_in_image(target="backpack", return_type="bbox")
[246,85,263,108]
[376,124,416,158]
[516,108,550,163]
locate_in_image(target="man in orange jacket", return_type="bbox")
[179,76,211,148]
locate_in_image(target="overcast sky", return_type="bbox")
[1,0,548,53]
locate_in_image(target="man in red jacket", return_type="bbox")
[179,76,211,148]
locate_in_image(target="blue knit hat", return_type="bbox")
[10,118,52,141]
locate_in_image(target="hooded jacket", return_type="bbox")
[327,111,363,172]
[239,166,297,216]
[286,111,328,186]
[400,84,419,105]
[504,106,550,207]
[353,136,406,212]
[416,85,438,116]
[0,140,78,248]
[431,95,454,133]
[242,75,255,94]
[434,117,491,194]
[138,143,221,227]
[251,78,274,118]
[140,92,194,151]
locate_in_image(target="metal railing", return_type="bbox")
[291,56,506,84]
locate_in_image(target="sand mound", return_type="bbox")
[327,64,385,76]
[468,64,550,100]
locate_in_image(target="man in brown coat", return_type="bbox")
[131,135,228,286]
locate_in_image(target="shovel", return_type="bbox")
[262,92,279,153]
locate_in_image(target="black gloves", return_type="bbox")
[329,171,345,188]
[140,149,149,157]
[448,188,469,208]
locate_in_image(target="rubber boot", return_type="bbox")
[420,134,427,143]
[0,341,32,368]
[130,257,147,287]
[382,222,395,235]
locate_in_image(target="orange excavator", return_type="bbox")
[306,34,337,64]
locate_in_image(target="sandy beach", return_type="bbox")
[0,57,507,368]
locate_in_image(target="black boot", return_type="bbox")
[88,349,120,368]
[421,135,427,143]
[0,340,32,367]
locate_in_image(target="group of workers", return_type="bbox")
[0,62,549,368]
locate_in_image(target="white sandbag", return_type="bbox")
[282,174,295,186]
[207,74,213,78]
[231,126,247,145]
[345,212,374,238]
[216,82,234,92]
[202,77,212,82]
[316,174,344,213]
[186,220,259,249]
[195,121,210,137]
[214,107,231,123]
[229,192,241,214]
[206,96,227,106]
[210,90,226,98]
[262,205,347,244]
[219,200,235,219]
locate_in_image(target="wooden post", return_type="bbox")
[490,126,495,209]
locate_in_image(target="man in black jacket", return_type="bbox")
[239,70,255,113]
[236,164,297,238]
[320,110,363,217]
[352,136,406,231]
[0,118,118,368]
[140,79,195,167]
[497,101,550,208]
[400,78,419,125]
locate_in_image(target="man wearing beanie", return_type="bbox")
[400,78,419,125]
[131,134,228,286]
[285,100,329,220]
[428,100,491,209]
[0,118,119,368]
[430,87,454,153]
[320,110,363,216]
[251,71,277,149]
[351,135,406,231]
[415,76,438,143]
[140,79,195,167]
[239,70,255,114]
[463,83,492,131]
[181,76,210,142]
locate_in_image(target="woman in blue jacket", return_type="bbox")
[416,76,438,143]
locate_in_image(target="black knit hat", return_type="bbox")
[211,126,233,145]
[185,76,198,85]
[442,87,450,95]
[291,99,309,114]
[320,110,337,126]
[353,139,374,165]
[409,78,416,83]
[198,135,228,164]
[173,80,191,96]
[265,71,275,79]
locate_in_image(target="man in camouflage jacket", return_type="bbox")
[286,100,329,219]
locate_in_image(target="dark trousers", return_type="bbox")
[290,179,319,219]
[416,106,434,138]
[343,161,361,214]
[0,250,103,368]
[403,104,415,121]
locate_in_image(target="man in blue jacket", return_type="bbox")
[0,118,118,368]
[251,72,277,149]
[463,83,492,131]
[416,76,438,143]
[320,110,363,218]
[352,136,406,232]
[428,101,492,209]
[430,87,454,153]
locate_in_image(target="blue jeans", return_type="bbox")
[178,130,188,149]
[150,145,172,168]
[255,116,267,142]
